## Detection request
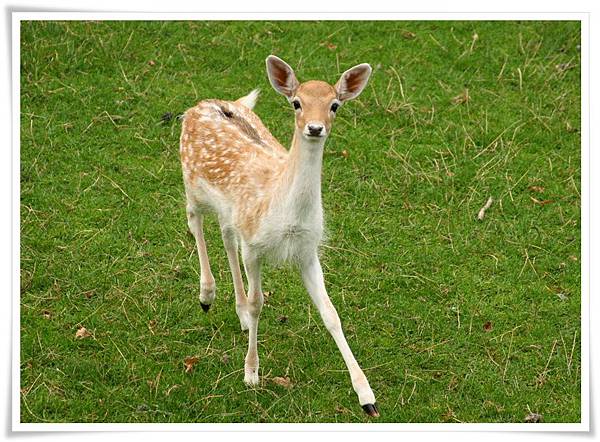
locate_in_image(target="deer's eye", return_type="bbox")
[292,100,301,110]
[330,102,339,113]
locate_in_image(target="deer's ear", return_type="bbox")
[335,63,372,102]
[266,55,299,99]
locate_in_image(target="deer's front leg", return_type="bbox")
[300,253,378,417]
[241,246,263,386]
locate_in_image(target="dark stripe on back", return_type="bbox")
[216,103,264,146]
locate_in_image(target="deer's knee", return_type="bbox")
[321,305,341,332]
[221,225,238,249]
[186,208,202,232]
[247,291,264,316]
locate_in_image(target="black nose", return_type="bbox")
[308,124,323,136]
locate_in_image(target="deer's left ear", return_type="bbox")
[335,63,372,102]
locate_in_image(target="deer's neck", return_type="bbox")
[275,131,324,222]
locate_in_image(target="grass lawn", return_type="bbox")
[19,20,581,423]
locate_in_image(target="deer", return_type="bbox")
[179,55,378,417]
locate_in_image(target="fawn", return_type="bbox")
[179,55,377,416]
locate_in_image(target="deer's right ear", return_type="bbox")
[266,55,299,99]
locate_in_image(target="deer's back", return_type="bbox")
[180,98,288,236]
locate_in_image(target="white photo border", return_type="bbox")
[11,10,590,433]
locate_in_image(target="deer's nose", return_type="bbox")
[307,123,324,136]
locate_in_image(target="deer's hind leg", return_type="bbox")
[220,224,250,331]
[186,199,216,312]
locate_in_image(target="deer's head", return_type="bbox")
[266,55,372,142]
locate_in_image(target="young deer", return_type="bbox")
[179,55,378,416]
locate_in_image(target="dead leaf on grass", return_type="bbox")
[401,30,416,39]
[528,185,545,193]
[451,88,470,105]
[442,406,457,421]
[184,356,200,373]
[524,412,543,423]
[319,41,337,50]
[75,326,91,339]
[271,376,292,389]
[483,321,493,332]
[447,376,458,391]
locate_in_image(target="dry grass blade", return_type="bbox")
[469,32,479,53]
[555,62,574,72]
[530,196,554,205]
[477,197,493,220]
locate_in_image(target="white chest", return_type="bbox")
[251,207,323,265]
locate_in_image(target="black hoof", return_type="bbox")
[200,302,210,313]
[362,403,380,417]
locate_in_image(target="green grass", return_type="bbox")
[20,20,581,423]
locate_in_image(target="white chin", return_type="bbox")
[303,133,326,141]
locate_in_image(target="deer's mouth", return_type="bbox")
[302,129,328,140]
